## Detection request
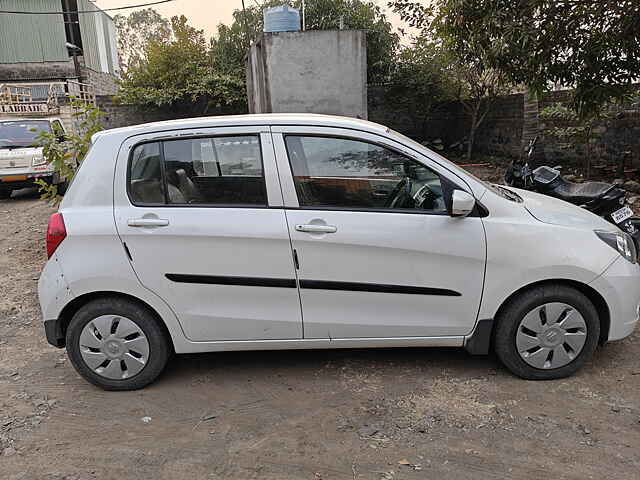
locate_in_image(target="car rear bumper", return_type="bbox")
[38,254,74,348]
[590,256,640,341]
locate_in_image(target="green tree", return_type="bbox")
[210,4,269,77]
[390,2,512,160]
[117,16,246,114]
[448,60,511,161]
[385,36,454,141]
[390,0,640,119]
[113,8,172,72]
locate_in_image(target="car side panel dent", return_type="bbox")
[50,211,190,351]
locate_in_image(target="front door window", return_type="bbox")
[284,135,446,212]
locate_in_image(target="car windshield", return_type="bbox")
[387,128,490,187]
[0,120,51,149]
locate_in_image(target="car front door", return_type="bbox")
[271,126,486,339]
[113,127,302,342]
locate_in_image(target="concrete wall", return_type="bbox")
[247,30,367,119]
[0,61,77,82]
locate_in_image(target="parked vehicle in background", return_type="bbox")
[38,114,640,390]
[505,136,640,246]
[0,118,66,199]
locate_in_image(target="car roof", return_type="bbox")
[93,113,389,141]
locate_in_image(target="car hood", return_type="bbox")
[507,187,617,230]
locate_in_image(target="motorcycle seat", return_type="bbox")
[553,179,613,204]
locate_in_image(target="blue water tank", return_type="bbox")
[263,5,300,33]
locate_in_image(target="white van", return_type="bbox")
[37,114,640,390]
[0,117,66,199]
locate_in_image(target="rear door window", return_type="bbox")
[127,135,267,206]
[129,142,164,204]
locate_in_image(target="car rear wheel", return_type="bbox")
[66,297,170,390]
[494,284,600,380]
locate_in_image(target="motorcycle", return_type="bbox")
[505,136,640,241]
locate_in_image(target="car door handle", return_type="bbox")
[127,218,169,227]
[295,224,337,234]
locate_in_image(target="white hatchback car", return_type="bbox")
[38,114,640,390]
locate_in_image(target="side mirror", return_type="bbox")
[451,190,475,217]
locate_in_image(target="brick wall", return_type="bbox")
[80,67,119,95]
[368,86,640,169]
[96,96,246,131]
[94,86,640,170]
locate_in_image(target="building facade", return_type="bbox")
[0,0,119,127]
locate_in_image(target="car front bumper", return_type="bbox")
[590,255,640,341]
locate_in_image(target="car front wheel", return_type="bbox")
[494,284,600,380]
[66,297,170,390]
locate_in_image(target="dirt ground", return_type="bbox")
[1,182,639,480]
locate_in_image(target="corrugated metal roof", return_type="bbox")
[77,0,100,72]
[0,0,68,63]
[77,0,117,75]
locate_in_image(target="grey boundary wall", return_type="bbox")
[97,86,640,168]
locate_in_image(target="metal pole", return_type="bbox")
[302,0,306,31]
[64,0,81,82]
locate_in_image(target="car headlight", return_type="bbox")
[595,230,637,263]
[32,155,47,166]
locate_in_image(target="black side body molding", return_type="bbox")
[166,274,462,297]
[165,274,297,288]
[464,318,494,355]
[299,280,461,296]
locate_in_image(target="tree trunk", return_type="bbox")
[585,126,592,179]
[522,88,540,162]
[466,105,479,162]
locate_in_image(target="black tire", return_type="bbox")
[66,297,170,390]
[0,189,12,199]
[56,181,69,196]
[494,284,600,380]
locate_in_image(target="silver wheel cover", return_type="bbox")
[78,315,150,380]
[516,302,587,370]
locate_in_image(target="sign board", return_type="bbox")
[0,103,58,114]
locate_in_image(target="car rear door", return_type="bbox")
[113,126,302,342]
[271,126,486,339]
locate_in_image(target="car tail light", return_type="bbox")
[46,213,66,259]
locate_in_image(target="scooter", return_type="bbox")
[505,137,640,241]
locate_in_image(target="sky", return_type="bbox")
[93,0,421,41]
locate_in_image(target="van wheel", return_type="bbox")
[56,181,68,196]
[66,297,170,390]
[494,284,599,380]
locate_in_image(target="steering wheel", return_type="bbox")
[386,177,413,209]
